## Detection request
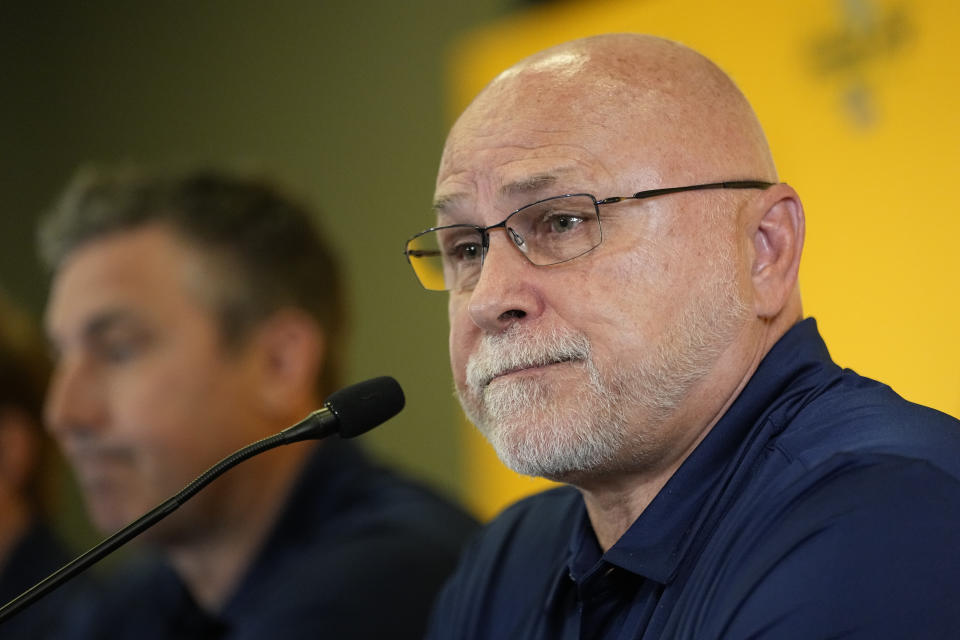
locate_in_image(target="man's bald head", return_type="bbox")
[441,33,776,193]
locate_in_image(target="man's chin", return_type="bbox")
[90,505,135,536]
[482,417,577,478]
[83,487,152,536]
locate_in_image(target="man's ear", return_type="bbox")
[250,309,326,418]
[749,183,805,319]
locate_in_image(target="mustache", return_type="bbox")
[466,326,591,390]
[61,436,135,466]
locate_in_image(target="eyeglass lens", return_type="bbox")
[406,194,601,291]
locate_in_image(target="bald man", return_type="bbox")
[404,34,960,638]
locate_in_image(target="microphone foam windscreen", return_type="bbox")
[325,376,405,438]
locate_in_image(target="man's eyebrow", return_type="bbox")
[432,193,464,215]
[432,170,571,217]
[83,308,140,342]
[500,174,560,198]
[45,308,138,360]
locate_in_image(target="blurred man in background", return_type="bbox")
[0,289,81,638]
[40,168,477,639]
[407,33,960,638]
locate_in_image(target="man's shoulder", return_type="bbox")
[280,442,479,554]
[776,366,960,479]
[265,466,480,579]
[669,363,960,637]
[685,452,960,638]
[318,463,479,552]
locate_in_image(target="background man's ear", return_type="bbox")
[750,183,805,319]
[251,309,325,417]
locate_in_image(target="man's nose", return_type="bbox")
[467,229,545,333]
[45,357,106,439]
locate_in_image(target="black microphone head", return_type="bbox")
[324,376,405,438]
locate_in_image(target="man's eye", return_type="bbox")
[447,242,482,262]
[93,334,149,364]
[537,212,584,234]
[100,341,139,363]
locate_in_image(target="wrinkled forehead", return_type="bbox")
[435,77,693,220]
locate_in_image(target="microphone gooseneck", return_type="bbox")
[0,376,404,625]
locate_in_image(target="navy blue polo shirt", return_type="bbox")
[59,439,478,640]
[427,319,960,639]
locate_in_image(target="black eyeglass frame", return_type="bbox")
[404,180,775,291]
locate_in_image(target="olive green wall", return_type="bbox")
[0,1,512,536]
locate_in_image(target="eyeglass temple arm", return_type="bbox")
[597,180,775,205]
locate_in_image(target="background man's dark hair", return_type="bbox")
[39,167,346,398]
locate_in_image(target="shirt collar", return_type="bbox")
[567,318,837,585]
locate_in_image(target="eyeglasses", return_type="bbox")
[404,180,774,292]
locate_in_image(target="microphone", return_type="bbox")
[0,376,404,625]
[281,375,406,442]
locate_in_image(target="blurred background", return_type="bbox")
[0,0,515,548]
[1,0,957,550]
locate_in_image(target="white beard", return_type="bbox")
[457,258,748,481]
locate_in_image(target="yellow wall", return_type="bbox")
[447,0,960,519]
